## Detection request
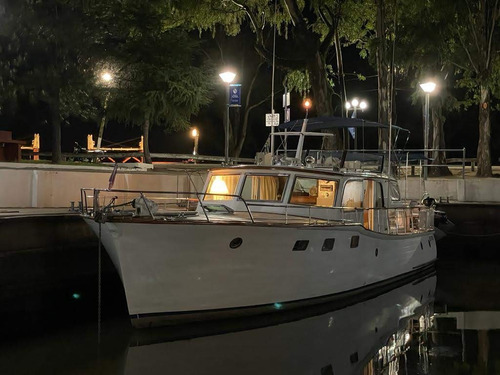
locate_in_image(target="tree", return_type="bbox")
[445,0,500,177]
[0,0,99,163]
[395,0,456,176]
[172,0,375,150]
[97,2,214,163]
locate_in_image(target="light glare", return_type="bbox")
[219,71,236,83]
[101,71,112,83]
[420,82,436,93]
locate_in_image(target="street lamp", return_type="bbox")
[295,99,312,160]
[97,71,113,150]
[420,81,436,179]
[191,128,199,156]
[345,98,367,118]
[219,70,236,164]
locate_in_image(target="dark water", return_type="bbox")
[1,241,500,374]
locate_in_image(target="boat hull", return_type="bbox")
[86,219,436,327]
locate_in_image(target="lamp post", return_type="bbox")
[420,81,436,179]
[345,98,367,118]
[345,99,367,149]
[191,128,199,156]
[219,70,236,164]
[97,71,113,150]
[419,82,436,155]
[295,98,312,160]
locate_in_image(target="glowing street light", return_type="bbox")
[296,98,312,160]
[101,71,113,83]
[345,98,367,118]
[191,128,199,156]
[97,71,114,149]
[303,98,312,117]
[420,81,436,179]
[219,70,236,164]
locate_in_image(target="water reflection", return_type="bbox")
[125,275,436,375]
[0,271,435,375]
[8,259,500,374]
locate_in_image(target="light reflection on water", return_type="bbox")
[1,253,500,374]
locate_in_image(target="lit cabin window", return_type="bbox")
[289,177,338,207]
[241,175,288,201]
[342,180,363,208]
[204,175,239,200]
[342,180,384,209]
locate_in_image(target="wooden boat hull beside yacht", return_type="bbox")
[86,217,435,327]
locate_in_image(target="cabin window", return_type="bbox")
[289,177,338,207]
[342,180,363,208]
[389,181,401,201]
[241,175,288,201]
[204,175,240,200]
[342,180,384,209]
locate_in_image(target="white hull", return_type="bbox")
[87,219,436,325]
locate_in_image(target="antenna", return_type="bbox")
[270,0,278,159]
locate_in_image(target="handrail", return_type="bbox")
[80,188,256,224]
[79,188,434,234]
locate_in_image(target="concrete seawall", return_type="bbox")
[0,162,207,208]
[2,162,500,208]
[399,177,500,203]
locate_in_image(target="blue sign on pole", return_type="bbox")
[229,84,242,107]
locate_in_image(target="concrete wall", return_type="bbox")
[0,163,207,208]
[2,162,499,207]
[399,177,500,203]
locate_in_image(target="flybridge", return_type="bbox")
[257,116,408,173]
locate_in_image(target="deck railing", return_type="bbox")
[80,188,434,235]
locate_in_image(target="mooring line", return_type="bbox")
[98,222,102,345]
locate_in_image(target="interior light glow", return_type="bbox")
[209,176,229,195]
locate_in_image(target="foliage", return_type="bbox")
[0,0,101,162]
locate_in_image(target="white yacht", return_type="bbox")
[81,117,436,328]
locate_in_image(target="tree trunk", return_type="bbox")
[308,51,333,116]
[308,51,341,150]
[375,0,390,150]
[429,101,452,177]
[476,85,492,177]
[51,96,62,164]
[143,116,152,164]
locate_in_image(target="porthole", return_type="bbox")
[420,242,423,250]
[350,352,359,364]
[350,236,359,248]
[229,237,243,249]
[322,238,335,251]
[375,248,378,257]
[293,240,309,251]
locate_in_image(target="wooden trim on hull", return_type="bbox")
[131,261,436,329]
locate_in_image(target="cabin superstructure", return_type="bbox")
[200,165,432,235]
